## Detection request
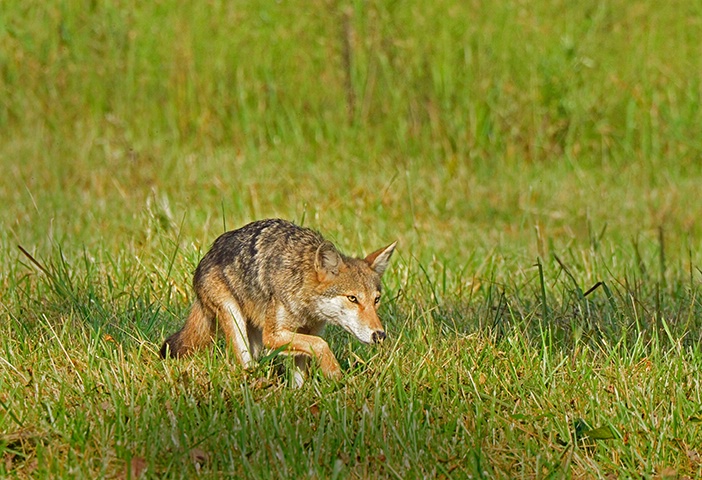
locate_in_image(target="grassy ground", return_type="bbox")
[2,1,702,478]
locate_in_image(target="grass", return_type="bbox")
[2,0,702,477]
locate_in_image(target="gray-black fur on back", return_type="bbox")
[193,219,337,317]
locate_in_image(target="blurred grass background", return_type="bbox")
[3,0,702,260]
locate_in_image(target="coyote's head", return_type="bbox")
[313,240,397,344]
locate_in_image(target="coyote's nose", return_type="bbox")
[371,330,386,344]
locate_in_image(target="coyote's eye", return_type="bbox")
[374,295,381,304]
[347,295,358,304]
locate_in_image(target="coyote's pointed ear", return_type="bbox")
[364,241,397,276]
[315,241,343,282]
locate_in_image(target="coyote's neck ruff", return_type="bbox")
[160,219,396,383]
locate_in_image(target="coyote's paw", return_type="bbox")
[322,358,343,381]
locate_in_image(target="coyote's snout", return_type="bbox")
[160,219,396,383]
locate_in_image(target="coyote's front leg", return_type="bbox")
[262,306,342,381]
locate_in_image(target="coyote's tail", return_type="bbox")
[159,300,214,358]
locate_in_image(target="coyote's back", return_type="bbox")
[160,219,396,383]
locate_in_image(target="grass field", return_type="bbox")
[2,1,702,478]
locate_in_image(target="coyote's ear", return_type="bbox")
[315,241,343,282]
[364,241,397,276]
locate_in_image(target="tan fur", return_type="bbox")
[160,219,396,382]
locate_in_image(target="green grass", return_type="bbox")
[2,0,702,478]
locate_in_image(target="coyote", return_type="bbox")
[160,219,396,382]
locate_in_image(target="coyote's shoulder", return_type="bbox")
[160,218,396,384]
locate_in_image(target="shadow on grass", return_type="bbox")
[392,253,702,355]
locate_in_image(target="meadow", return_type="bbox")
[1,1,702,478]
